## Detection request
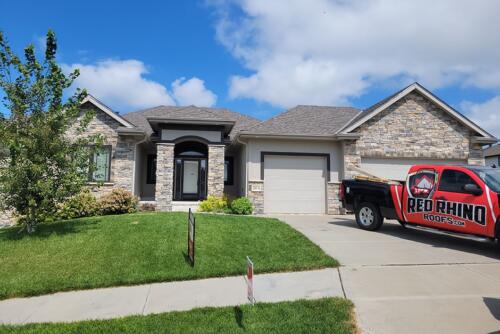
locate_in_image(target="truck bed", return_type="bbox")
[342,179,401,220]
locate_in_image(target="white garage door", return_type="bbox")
[264,155,326,214]
[360,158,467,181]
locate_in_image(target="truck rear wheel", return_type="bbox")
[355,202,384,231]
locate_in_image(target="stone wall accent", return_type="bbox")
[207,145,225,197]
[468,142,485,165]
[353,91,475,161]
[0,209,15,227]
[327,182,343,215]
[248,180,264,214]
[67,105,140,197]
[155,143,174,211]
[343,140,361,179]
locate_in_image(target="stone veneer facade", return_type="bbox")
[207,145,225,197]
[155,143,174,211]
[67,104,139,197]
[247,180,264,214]
[343,91,485,179]
[327,182,343,215]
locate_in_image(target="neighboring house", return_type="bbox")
[0,82,496,225]
[484,145,500,167]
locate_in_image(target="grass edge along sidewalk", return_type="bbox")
[0,212,338,300]
[0,298,356,334]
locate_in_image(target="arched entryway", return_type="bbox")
[173,140,208,201]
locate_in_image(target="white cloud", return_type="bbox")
[461,97,500,138]
[210,0,500,107]
[172,77,217,107]
[63,59,217,110]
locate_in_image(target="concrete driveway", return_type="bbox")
[276,215,500,334]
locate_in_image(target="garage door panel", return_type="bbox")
[264,155,326,214]
[360,158,467,181]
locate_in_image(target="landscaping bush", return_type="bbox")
[55,190,99,220]
[99,189,138,215]
[198,196,229,213]
[140,202,156,212]
[230,197,253,215]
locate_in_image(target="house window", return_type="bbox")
[147,154,157,184]
[224,157,234,185]
[89,145,112,182]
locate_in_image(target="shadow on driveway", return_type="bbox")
[329,218,500,261]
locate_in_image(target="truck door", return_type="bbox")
[432,168,490,235]
[402,168,438,227]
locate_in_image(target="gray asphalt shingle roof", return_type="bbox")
[122,105,261,140]
[241,105,360,136]
[485,144,500,157]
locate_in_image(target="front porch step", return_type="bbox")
[171,201,200,212]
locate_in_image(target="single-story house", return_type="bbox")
[484,145,500,167]
[70,82,496,215]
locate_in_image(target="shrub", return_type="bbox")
[230,197,253,215]
[198,196,228,213]
[140,202,156,212]
[99,189,138,215]
[56,190,99,220]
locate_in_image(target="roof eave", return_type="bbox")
[471,136,498,144]
[237,132,359,141]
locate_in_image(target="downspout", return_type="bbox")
[131,134,147,198]
[236,135,249,197]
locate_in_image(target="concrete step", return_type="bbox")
[171,201,200,212]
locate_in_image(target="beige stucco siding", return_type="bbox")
[161,129,222,143]
[246,138,343,182]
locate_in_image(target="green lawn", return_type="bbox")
[0,298,355,334]
[0,212,337,299]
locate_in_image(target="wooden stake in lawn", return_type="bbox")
[247,256,255,305]
[187,208,196,266]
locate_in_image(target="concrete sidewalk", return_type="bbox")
[278,215,500,334]
[0,268,343,325]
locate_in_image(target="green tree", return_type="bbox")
[0,30,99,233]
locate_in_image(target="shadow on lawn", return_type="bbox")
[234,306,245,329]
[0,218,101,241]
[329,219,500,260]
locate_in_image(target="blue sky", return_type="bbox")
[1,0,499,136]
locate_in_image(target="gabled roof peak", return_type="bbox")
[339,83,496,139]
[81,94,134,128]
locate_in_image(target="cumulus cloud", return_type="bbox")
[461,97,500,138]
[63,59,216,110]
[210,0,500,107]
[172,77,217,107]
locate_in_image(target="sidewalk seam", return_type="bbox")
[141,285,152,315]
[337,267,347,299]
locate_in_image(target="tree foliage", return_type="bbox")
[0,30,98,232]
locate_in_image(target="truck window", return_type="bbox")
[438,169,479,193]
[408,170,436,198]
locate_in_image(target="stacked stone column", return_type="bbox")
[468,142,485,166]
[155,143,174,211]
[207,144,225,197]
[343,140,361,179]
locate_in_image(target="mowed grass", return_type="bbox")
[0,212,337,299]
[0,298,355,334]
